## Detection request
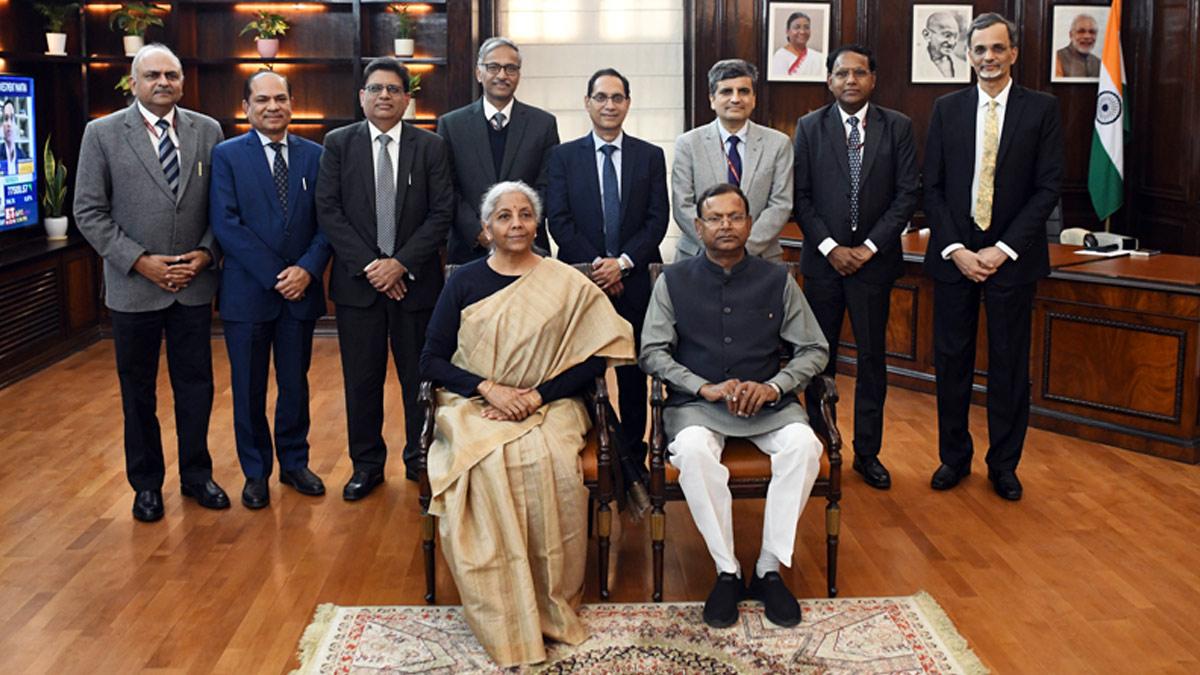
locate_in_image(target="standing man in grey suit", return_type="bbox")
[793,44,918,490]
[673,59,792,262]
[437,37,559,264]
[316,57,454,499]
[74,44,228,522]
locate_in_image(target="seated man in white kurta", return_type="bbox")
[639,183,829,629]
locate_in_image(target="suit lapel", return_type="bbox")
[498,101,528,178]
[995,85,1026,169]
[353,122,381,248]
[740,121,764,195]
[174,109,197,203]
[824,106,851,182]
[465,99,497,184]
[859,105,883,183]
[701,121,726,186]
[244,131,284,222]
[393,122,417,240]
[122,105,175,201]
[284,133,304,230]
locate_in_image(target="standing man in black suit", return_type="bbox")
[547,68,669,465]
[923,13,1063,501]
[437,37,559,263]
[793,44,918,490]
[316,57,454,499]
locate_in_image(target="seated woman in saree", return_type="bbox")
[418,180,635,667]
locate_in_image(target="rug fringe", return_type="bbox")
[291,603,339,675]
[912,590,990,675]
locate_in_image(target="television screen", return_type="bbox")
[1,74,38,233]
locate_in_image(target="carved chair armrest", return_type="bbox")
[417,380,437,506]
[803,373,842,474]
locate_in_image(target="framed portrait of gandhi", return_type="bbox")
[765,2,832,83]
[1050,5,1109,83]
[911,5,973,84]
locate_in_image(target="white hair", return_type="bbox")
[131,43,182,77]
[480,180,542,225]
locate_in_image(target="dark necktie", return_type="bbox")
[847,116,862,231]
[268,141,287,213]
[490,112,506,130]
[600,144,621,257]
[156,118,179,195]
[725,135,742,186]
[376,135,395,256]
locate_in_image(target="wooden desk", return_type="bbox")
[780,229,1200,462]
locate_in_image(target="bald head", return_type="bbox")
[130,43,184,116]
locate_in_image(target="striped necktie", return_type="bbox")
[156,118,179,195]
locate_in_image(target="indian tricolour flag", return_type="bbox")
[1088,0,1129,221]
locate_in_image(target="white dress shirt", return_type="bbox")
[817,103,878,257]
[940,80,1018,262]
[591,131,634,269]
[137,101,179,156]
[368,121,402,187]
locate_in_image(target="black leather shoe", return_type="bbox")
[180,479,231,509]
[342,470,384,501]
[280,467,325,496]
[703,572,744,629]
[748,571,802,627]
[988,469,1023,501]
[852,456,892,490]
[930,464,970,491]
[132,489,164,522]
[241,478,269,509]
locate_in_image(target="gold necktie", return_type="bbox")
[975,100,999,231]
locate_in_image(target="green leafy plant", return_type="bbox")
[387,4,414,39]
[32,1,80,33]
[406,73,421,96]
[240,11,289,39]
[115,73,133,94]
[42,137,69,218]
[107,2,165,37]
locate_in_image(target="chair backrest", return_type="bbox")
[445,261,593,281]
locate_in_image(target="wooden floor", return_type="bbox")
[2,338,1199,673]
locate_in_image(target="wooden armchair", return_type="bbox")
[645,262,844,600]
[415,262,624,604]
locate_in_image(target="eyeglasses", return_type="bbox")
[364,84,406,96]
[589,93,628,106]
[480,62,521,76]
[700,214,748,226]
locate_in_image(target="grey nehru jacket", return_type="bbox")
[639,254,828,439]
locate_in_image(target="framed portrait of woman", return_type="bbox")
[766,2,831,83]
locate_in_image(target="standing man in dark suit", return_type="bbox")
[923,13,1063,501]
[74,44,228,522]
[437,37,559,263]
[793,44,918,490]
[547,67,668,465]
[210,70,331,509]
[2,99,29,176]
[316,57,453,499]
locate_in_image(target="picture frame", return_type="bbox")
[911,4,973,84]
[1050,4,1109,83]
[765,2,832,83]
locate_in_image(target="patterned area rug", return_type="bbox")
[293,593,987,674]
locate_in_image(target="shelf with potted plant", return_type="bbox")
[32,1,81,56]
[106,2,165,56]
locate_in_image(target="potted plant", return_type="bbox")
[388,4,415,57]
[42,137,69,240]
[403,73,421,119]
[115,73,134,104]
[240,11,289,59]
[32,1,79,55]
[108,3,165,56]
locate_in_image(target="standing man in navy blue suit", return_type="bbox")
[547,67,669,466]
[210,70,331,509]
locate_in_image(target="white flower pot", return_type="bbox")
[46,33,68,55]
[44,216,69,241]
[394,38,414,57]
[404,98,417,120]
[122,35,144,56]
[256,38,279,59]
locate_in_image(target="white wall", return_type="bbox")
[499,0,686,257]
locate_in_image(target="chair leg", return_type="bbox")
[651,509,665,602]
[587,496,594,538]
[422,512,436,604]
[825,501,840,598]
[597,501,611,600]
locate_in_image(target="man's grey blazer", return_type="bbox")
[436,98,558,263]
[671,118,793,261]
[74,104,224,312]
